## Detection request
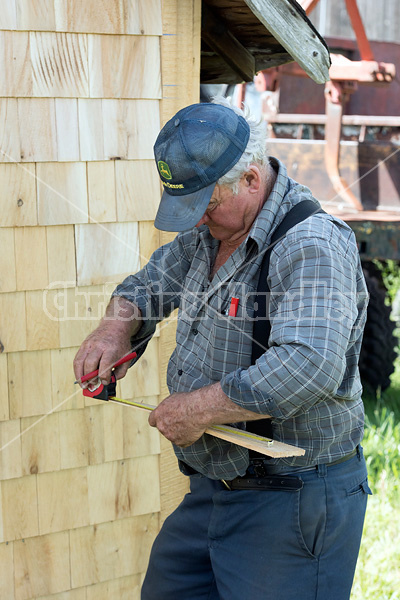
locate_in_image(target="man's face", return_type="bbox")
[195,176,261,243]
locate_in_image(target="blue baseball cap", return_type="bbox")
[153,103,250,232]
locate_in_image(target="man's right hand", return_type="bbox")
[73,296,142,388]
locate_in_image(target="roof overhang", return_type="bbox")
[201,0,331,84]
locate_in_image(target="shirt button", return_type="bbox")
[192,328,198,336]
[178,369,183,376]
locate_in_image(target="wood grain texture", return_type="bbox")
[55,0,124,34]
[87,161,117,223]
[55,99,80,161]
[124,0,162,35]
[37,162,88,225]
[26,289,60,351]
[0,418,22,480]
[30,32,89,97]
[0,0,17,29]
[16,0,56,31]
[157,0,202,521]
[15,226,48,291]
[106,398,161,460]
[50,347,83,412]
[14,531,70,600]
[0,292,27,353]
[21,412,60,475]
[58,285,106,348]
[244,0,330,83]
[161,0,201,124]
[37,589,87,600]
[102,99,160,160]
[116,160,161,222]
[0,31,31,97]
[85,574,142,600]
[0,228,16,293]
[0,163,37,227]
[0,540,14,599]
[87,456,160,525]
[70,513,158,587]
[138,221,160,268]
[0,99,21,162]
[36,589,87,600]
[119,338,160,399]
[75,222,140,286]
[58,409,89,470]
[8,350,52,418]
[0,353,9,421]
[77,99,104,161]
[18,98,57,162]
[88,34,161,99]
[46,225,77,287]
[37,467,89,534]
[1,475,39,541]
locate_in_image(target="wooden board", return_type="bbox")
[88,34,161,99]
[116,160,161,222]
[18,98,57,161]
[37,467,89,534]
[87,456,160,525]
[69,513,158,588]
[15,226,48,291]
[0,228,16,293]
[0,163,37,227]
[87,161,117,223]
[46,225,77,287]
[0,292,27,353]
[8,349,52,418]
[1,475,39,541]
[21,413,60,476]
[14,531,70,600]
[0,418,22,480]
[0,353,9,421]
[75,222,140,286]
[37,162,88,225]
[30,32,89,97]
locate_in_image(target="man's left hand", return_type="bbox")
[148,390,207,447]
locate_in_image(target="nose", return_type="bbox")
[195,212,209,227]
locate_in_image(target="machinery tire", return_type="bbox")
[359,261,397,394]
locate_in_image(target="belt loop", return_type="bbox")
[356,444,361,460]
[317,463,327,477]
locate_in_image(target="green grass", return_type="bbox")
[351,357,400,599]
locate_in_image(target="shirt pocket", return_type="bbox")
[203,312,252,380]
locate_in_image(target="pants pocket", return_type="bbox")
[346,476,373,497]
[294,480,327,559]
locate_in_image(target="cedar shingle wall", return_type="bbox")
[0,1,200,597]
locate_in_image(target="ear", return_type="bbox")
[243,165,262,193]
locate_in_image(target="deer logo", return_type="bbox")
[158,161,172,180]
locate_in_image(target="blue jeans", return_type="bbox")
[141,449,371,600]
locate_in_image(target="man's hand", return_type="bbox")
[148,391,208,447]
[73,296,142,388]
[148,382,271,447]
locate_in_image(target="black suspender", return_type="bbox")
[247,200,326,445]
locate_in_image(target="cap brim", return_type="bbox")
[154,182,216,232]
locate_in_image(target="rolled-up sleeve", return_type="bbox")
[221,235,360,421]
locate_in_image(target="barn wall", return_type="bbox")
[310,0,400,44]
[0,0,200,598]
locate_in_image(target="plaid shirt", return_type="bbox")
[113,158,368,480]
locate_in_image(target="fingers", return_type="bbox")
[113,361,130,381]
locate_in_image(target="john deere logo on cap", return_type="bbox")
[158,161,172,180]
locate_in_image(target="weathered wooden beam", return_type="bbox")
[202,3,255,83]
[244,0,330,83]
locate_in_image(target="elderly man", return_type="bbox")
[74,98,370,600]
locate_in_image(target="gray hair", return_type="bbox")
[213,95,269,194]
